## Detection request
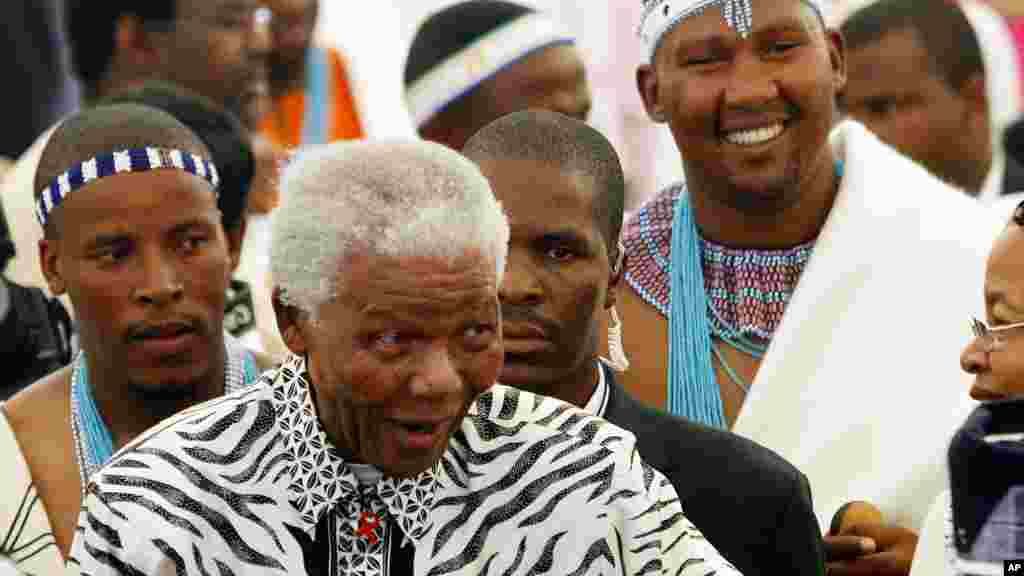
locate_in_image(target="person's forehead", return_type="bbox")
[347,250,496,287]
[497,44,585,87]
[985,226,1024,311]
[847,28,928,77]
[336,252,498,316]
[988,227,1024,286]
[482,158,598,217]
[845,29,933,96]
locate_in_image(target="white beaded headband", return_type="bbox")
[406,12,575,128]
[36,147,220,228]
[638,0,825,62]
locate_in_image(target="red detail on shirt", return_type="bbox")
[355,511,381,545]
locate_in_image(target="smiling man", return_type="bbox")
[69,139,740,575]
[617,0,1004,573]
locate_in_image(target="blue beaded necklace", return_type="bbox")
[70,354,113,475]
[667,161,843,428]
[70,338,260,487]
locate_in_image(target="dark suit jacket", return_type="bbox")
[600,365,825,575]
[1002,151,1024,196]
[1003,116,1024,196]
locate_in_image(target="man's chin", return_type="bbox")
[719,170,802,213]
[126,365,210,400]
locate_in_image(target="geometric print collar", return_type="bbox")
[268,354,439,548]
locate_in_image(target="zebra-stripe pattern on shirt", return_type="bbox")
[70,354,741,576]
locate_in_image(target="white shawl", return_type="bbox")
[732,121,1003,532]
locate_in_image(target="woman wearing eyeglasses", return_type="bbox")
[908,200,1024,576]
[961,200,1024,399]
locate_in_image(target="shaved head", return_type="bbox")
[35,103,211,238]
[462,110,625,258]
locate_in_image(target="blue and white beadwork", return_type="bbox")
[35,147,220,227]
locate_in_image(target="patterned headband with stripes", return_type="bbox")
[36,147,220,228]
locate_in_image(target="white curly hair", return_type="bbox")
[270,139,510,317]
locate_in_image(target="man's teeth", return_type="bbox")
[723,123,785,145]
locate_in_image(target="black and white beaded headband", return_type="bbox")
[36,147,220,227]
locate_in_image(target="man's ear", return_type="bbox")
[636,64,668,124]
[39,238,66,295]
[272,286,309,355]
[226,217,247,273]
[605,244,623,310]
[826,29,848,94]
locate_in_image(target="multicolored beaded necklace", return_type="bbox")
[624,161,842,429]
[702,236,814,392]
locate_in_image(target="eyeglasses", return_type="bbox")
[971,317,1024,352]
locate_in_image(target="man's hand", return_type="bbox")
[824,522,918,576]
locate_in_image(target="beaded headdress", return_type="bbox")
[36,147,220,228]
[638,0,827,62]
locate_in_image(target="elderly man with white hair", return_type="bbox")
[67,139,740,576]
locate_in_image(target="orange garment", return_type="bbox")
[260,46,364,149]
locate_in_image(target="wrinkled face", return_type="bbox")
[297,251,503,478]
[41,170,232,394]
[478,157,612,395]
[844,28,986,193]
[158,0,271,126]
[267,0,318,70]
[961,204,1024,400]
[645,0,844,211]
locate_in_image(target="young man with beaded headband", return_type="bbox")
[622,0,1004,573]
[0,103,271,574]
[70,138,741,576]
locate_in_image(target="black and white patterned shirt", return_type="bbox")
[69,355,741,576]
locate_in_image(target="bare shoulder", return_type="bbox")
[617,284,668,409]
[4,366,72,435]
[252,350,279,373]
[2,366,79,558]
